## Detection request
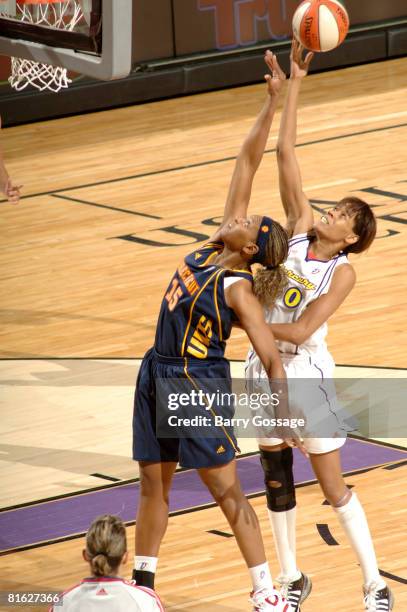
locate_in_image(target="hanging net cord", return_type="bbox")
[1,1,84,92]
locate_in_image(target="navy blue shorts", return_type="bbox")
[132,348,238,469]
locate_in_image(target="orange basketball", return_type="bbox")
[292,0,350,52]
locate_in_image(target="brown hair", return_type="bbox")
[253,219,288,307]
[86,515,127,577]
[339,197,377,254]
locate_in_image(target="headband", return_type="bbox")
[251,216,276,268]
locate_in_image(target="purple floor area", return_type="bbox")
[0,439,405,553]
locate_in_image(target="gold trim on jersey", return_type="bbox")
[183,358,239,454]
[198,249,219,267]
[181,268,223,356]
[230,268,253,276]
[203,242,223,249]
[213,270,223,342]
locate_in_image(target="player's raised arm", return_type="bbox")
[215,53,285,236]
[276,39,313,237]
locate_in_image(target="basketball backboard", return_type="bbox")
[0,0,132,81]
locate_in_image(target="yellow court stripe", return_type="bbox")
[181,268,222,356]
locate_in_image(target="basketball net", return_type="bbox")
[2,0,84,93]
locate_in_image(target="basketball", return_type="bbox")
[292,0,350,52]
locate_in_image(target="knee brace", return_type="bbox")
[260,447,296,512]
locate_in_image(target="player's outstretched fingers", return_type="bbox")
[304,51,314,69]
[264,49,274,71]
[285,436,309,458]
[271,54,286,80]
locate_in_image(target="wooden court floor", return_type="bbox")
[0,58,406,610]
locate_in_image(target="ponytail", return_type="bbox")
[90,552,121,578]
[253,265,287,307]
[252,219,288,306]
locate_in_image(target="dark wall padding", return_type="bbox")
[182,32,387,94]
[388,26,407,57]
[0,68,185,125]
[1,27,405,127]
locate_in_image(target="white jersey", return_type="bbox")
[49,578,164,612]
[268,233,349,358]
[245,233,351,454]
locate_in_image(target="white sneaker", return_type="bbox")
[250,587,293,611]
[363,582,394,611]
[278,573,312,611]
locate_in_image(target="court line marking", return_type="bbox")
[348,435,407,452]
[304,178,357,191]
[1,456,405,557]
[316,523,339,546]
[0,357,406,370]
[90,472,121,482]
[0,363,405,513]
[295,111,407,136]
[0,442,403,512]
[207,529,234,538]
[0,449,262,514]
[52,194,162,220]
[383,459,407,470]
[379,569,407,586]
[1,122,406,205]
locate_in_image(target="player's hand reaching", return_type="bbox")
[264,50,286,96]
[272,382,309,458]
[284,435,309,458]
[290,38,314,79]
[3,178,22,204]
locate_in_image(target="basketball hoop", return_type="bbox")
[3,0,85,92]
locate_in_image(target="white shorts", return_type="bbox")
[245,351,348,455]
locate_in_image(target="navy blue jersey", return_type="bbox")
[154,242,253,359]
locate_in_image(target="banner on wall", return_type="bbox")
[173,0,407,55]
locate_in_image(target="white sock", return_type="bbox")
[268,508,301,582]
[332,493,385,588]
[286,506,298,576]
[249,561,274,592]
[134,555,158,573]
